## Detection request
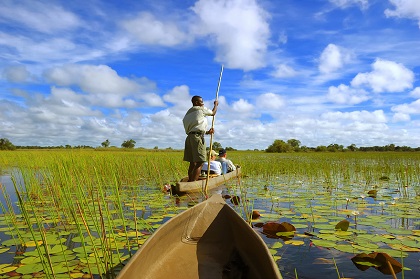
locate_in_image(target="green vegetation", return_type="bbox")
[121,139,136,148]
[266,138,420,152]
[0,150,419,278]
[101,139,110,148]
[0,138,16,151]
[2,137,419,152]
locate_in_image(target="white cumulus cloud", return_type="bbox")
[230,98,255,119]
[2,65,30,82]
[191,0,270,70]
[392,99,420,114]
[409,87,420,97]
[351,59,414,93]
[271,64,297,78]
[44,64,164,108]
[392,112,410,122]
[385,0,420,29]
[256,92,285,110]
[121,12,191,47]
[0,1,81,34]
[321,110,387,123]
[319,44,352,74]
[45,64,139,95]
[327,84,369,104]
[162,85,192,117]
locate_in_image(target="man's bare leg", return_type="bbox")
[188,162,203,182]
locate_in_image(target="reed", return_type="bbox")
[0,150,419,278]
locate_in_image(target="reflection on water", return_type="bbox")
[0,171,19,213]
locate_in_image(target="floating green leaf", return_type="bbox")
[272,242,283,249]
[335,219,350,231]
[16,263,44,274]
[0,247,10,254]
[0,264,17,275]
[284,240,305,246]
[311,239,336,248]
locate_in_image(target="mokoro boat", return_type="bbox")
[117,194,282,279]
[172,167,241,193]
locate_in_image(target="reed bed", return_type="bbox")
[0,150,419,278]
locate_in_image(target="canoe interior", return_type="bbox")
[173,167,242,193]
[117,194,281,279]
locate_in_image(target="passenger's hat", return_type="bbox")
[218,148,226,156]
[209,150,218,157]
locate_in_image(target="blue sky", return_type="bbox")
[1,0,420,149]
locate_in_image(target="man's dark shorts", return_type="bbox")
[184,134,206,162]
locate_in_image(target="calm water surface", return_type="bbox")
[0,172,418,279]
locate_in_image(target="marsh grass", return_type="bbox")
[0,150,188,277]
[0,150,419,278]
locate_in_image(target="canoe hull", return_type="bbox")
[173,167,241,193]
[117,194,282,279]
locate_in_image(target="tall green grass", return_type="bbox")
[0,150,419,278]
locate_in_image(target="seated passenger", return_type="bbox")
[216,148,236,173]
[202,150,222,175]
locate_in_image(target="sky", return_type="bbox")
[1,0,420,150]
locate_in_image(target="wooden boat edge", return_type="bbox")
[173,167,241,193]
[116,194,282,279]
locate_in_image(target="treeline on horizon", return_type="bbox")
[265,139,420,152]
[1,137,420,152]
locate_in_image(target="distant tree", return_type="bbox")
[287,139,301,151]
[315,145,327,152]
[347,144,357,151]
[300,146,311,152]
[74,145,93,149]
[266,139,293,153]
[212,142,222,151]
[121,139,136,148]
[154,146,159,150]
[384,144,395,151]
[327,143,344,152]
[0,138,16,150]
[101,139,110,148]
[395,145,412,152]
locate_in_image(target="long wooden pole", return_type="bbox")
[204,65,224,196]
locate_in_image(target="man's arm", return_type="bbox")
[228,160,236,171]
[211,100,218,116]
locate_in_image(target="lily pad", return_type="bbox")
[0,264,18,275]
[335,219,350,231]
[271,241,284,249]
[311,239,336,248]
[16,263,44,274]
[284,240,305,246]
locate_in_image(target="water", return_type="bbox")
[0,172,418,279]
[0,172,19,213]
[224,177,420,279]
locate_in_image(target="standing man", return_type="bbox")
[183,95,218,181]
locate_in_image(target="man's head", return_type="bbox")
[191,96,204,106]
[218,148,227,157]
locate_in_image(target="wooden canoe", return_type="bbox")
[172,167,241,194]
[117,194,282,279]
